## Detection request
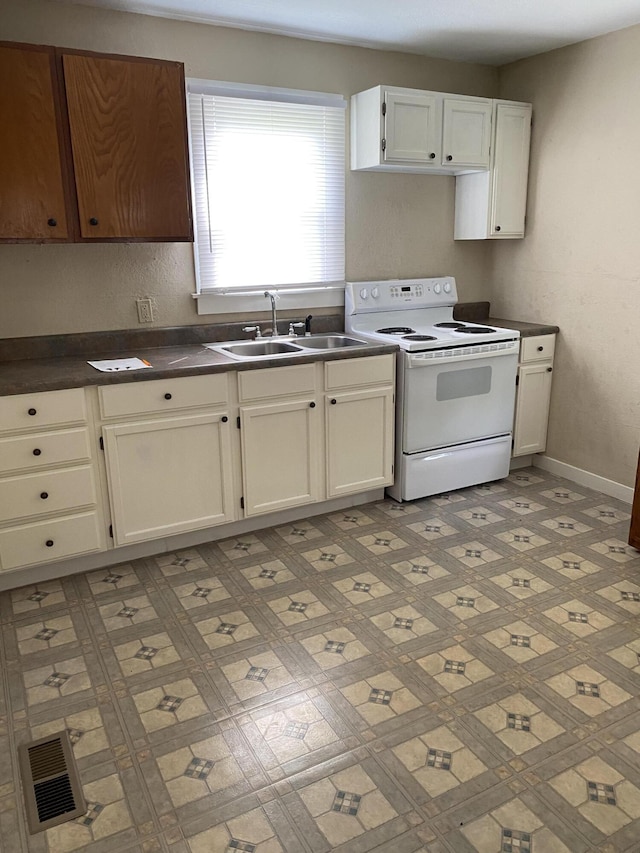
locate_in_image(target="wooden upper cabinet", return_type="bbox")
[0,44,70,241]
[62,52,192,241]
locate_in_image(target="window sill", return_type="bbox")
[192,286,345,315]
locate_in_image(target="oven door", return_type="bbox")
[401,341,519,453]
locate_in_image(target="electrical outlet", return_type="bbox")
[136,298,154,323]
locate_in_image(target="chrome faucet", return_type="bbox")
[264,291,279,337]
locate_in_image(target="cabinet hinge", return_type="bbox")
[240,497,244,509]
[382,101,387,116]
[108,524,113,538]
[236,416,241,429]
[515,375,519,386]
[381,138,386,151]
[99,436,104,451]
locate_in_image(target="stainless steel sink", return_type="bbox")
[220,341,304,357]
[299,335,367,349]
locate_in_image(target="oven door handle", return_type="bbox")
[406,341,519,367]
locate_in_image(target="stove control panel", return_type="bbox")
[346,277,457,314]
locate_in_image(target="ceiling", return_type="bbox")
[62,0,640,65]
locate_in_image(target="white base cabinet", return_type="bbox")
[0,352,395,578]
[0,388,105,572]
[103,413,235,546]
[513,334,556,457]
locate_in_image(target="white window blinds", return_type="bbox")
[188,84,346,293]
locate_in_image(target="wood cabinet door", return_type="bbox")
[442,98,492,168]
[490,103,532,238]
[0,44,69,241]
[326,387,394,497]
[512,362,553,457]
[102,413,234,546]
[630,450,640,550]
[62,52,192,240]
[384,91,440,164]
[240,399,321,516]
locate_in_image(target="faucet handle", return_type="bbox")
[242,325,262,339]
[288,322,305,336]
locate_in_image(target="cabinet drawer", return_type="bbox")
[0,428,91,475]
[0,511,104,571]
[0,388,86,434]
[0,465,96,522]
[521,334,556,363]
[325,355,395,390]
[238,364,316,402]
[99,373,228,418]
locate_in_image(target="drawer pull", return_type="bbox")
[547,367,553,373]
[309,401,316,408]
[40,492,49,500]
[28,408,37,416]
[330,398,337,405]
[45,539,54,547]
[164,393,172,400]
[33,448,42,456]
[221,416,228,423]
[537,345,544,352]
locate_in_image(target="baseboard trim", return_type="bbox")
[532,455,633,504]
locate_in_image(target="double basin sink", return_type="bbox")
[207,335,369,360]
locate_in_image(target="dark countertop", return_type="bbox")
[0,340,398,397]
[454,302,559,337]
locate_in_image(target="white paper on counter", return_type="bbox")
[88,358,153,372]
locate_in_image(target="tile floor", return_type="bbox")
[1,467,639,853]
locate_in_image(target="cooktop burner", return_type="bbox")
[402,334,437,341]
[434,322,466,329]
[453,326,497,334]
[376,326,415,334]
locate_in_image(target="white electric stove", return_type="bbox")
[345,277,521,501]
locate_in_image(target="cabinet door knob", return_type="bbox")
[164,393,172,400]
[40,492,49,500]
[330,398,337,405]
[429,152,436,159]
[89,217,99,226]
[309,402,316,408]
[45,539,54,547]
[537,345,544,352]
[446,154,453,161]
[547,367,553,372]
[221,416,228,423]
[28,408,37,416]
[47,218,57,227]
[33,448,41,456]
[495,225,501,232]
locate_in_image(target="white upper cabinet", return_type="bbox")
[442,97,492,169]
[384,90,440,164]
[351,85,492,174]
[454,100,532,240]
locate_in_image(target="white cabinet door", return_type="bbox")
[490,103,532,237]
[103,412,235,545]
[384,90,440,164]
[513,363,553,456]
[326,387,394,497]
[241,398,321,516]
[442,98,492,168]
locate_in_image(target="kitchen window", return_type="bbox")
[187,80,346,314]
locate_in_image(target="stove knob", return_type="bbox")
[371,287,379,298]
[434,283,441,294]
[359,288,368,299]
[443,281,452,294]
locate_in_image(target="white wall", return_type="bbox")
[0,0,497,337]
[494,25,640,487]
